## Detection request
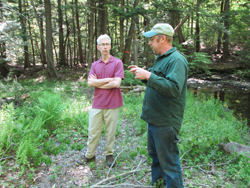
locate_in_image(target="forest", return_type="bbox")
[0,0,249,78]
[0,0,250,187]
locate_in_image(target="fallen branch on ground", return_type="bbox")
[90,168,151,188]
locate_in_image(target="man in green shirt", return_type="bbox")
[129,23,188,187]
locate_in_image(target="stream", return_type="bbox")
[187,77,250,126]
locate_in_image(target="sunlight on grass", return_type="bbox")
[0,79,249,187]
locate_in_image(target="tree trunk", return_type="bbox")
[53,39,59,66]
[94,1,98,60]
[44,0,59,78]
[223,0,229,59]
[216,0,224,54]
[18,0,29,69]
[31,0,47,67]
[133,28,138,66]
[99,0,107,34]
[72,0,76,65]
[195,0,200,52]
[27,1,35,66]
[170,0,185,44]
[75,0,83,64]
[58,0,66,66]
[119,0,124,54]
[122,0,138,66]
[0,0,8,78]
[64,0,70,66]
[88,0,94,69]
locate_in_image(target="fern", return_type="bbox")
[0,103,16,153]
[34,91,67,133]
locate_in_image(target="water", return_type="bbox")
[187,84,250,126]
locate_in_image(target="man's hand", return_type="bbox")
[128,65,151,80]
[89,74,114,82]
[88,74,115,87]
[89,74,97,79]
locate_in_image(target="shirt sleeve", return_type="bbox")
[147,58,188,98]
[88,63,95,78]
[114,60,124,79]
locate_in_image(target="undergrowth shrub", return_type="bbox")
[122,91,249,186]
[122,70,144,86]
[179,92,249,185]
[0,91,67,172]
[34,91,67,133]
[187,52,212,75]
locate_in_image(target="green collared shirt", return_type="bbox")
[141,47,188,132]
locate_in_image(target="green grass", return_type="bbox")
[0,78,249,187]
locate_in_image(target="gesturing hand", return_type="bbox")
[128,65,151,80]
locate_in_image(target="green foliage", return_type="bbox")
[122,70,144,86]
[1,78,250,186]
[178,92,249,185]
[233,69,250,79]
[188,52,212,75]
[0,80,90,171]
[122,91,249,186]
[33,91,67,133]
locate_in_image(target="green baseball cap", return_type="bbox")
[143,23,174,37]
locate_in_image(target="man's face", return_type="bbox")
[149,35,161,55]
[97,38,111,56]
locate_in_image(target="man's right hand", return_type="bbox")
[128,65,138,75]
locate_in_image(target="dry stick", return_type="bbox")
[106,175,130,185]
[183,157,236,169]
[107,148,125,178]
[91,169,139,188]
[180,148,192,160]
[91,184,153,188]
[198,166,223,175]
[91,169,152,188]
[133,159,147,185]
[0,136,14,162]
[187,183,209,188]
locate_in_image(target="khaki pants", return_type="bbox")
[85,108,120,158]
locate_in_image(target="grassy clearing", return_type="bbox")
[0,78,250,187]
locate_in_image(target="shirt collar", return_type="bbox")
[157,47,176,59]
[98,55,114,64]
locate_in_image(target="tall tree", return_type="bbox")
[171,0,185,44]
[72,0,76,65]
[99,0,107,34]
[31,0,47,66]
[0,0,9,77]
[58,0,66,66]
[222,0,229,59]
[88,0,94,68]
[75,0,83,64]
[27,1,35,66]
[44,0,59,77]
[216,0,224,54]
[18,0,29,68]
[195,0,200,52]
[122,0,138,66]
[119,0,124,54]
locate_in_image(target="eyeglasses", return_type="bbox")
[99,43,110,47]
[149,35,158,42]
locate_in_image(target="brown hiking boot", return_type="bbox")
[76,155,95,166]
[106,155,115,167]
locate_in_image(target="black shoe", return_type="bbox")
[76,156,95,166]
[106,155,115,167]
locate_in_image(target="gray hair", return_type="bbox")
[97,34,111,45]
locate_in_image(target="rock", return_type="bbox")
[220,141,250,158]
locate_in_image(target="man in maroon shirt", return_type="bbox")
[76,34,124,167]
